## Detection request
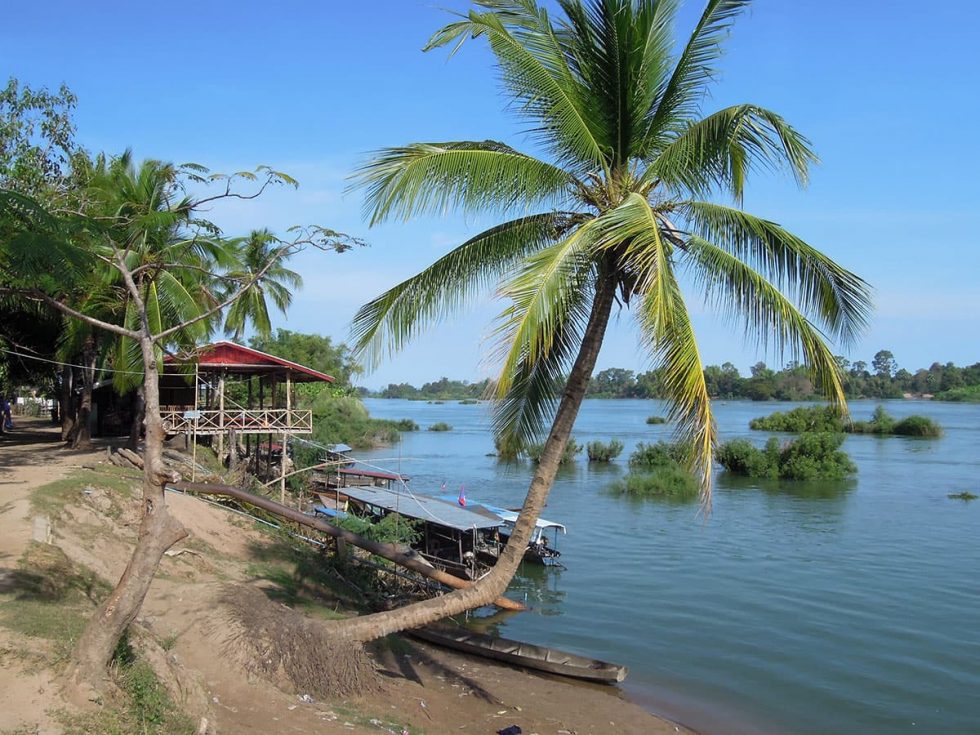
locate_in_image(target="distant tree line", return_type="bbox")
[373,350,980,403]
[372,377,491,401]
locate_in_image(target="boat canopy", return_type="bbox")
[436,495,566,534]
[342,485,503,532]
[495,509,566,534]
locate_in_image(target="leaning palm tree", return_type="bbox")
[334,0,871,640]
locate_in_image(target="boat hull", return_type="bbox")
[409,626,627,684]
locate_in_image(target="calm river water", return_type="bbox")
[358,398,980,735]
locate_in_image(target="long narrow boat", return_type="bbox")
[409,625,627,684]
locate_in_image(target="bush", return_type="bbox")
[586,439,624,462]
[607,467,699,500]
[458,399,479,405]
[428,422,452,432]
[850,406,941,437]
[628,441,688,470]
[334,513,420,547]
[645,415,667,425]
[311,394,404,449]
[749,405,844,433]
[891,415,943,437]
[526,437,581,465]
[717,433,856,480]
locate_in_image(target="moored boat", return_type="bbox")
[409,625,627,683]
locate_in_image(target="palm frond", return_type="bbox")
[351,212,583,368]
[683,234,847,406]
[681,201,873,346]
[425,7,607,173]
[489,221,598,449]
[352,141,574,225]
[590,191,714,501]
[646,104,817,199]
[641,0,748,148]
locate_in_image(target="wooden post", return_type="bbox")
[216,371,225,461]
[281,371,291,506]
[191,363,199,483]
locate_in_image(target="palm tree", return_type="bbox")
[335,0,871,640]
[222,228,303,340]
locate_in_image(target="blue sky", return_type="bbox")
[4,1,978,387]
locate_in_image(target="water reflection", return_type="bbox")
[716,472,857,500]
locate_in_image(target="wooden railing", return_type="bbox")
[161,407,313,435]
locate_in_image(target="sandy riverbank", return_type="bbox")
[0,417,694,735]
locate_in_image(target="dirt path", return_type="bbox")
[0,418,106,734]
[0,417,99,590]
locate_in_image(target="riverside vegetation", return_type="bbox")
[749,405,942,437]
[607,442,699,500]
[716,434,857,480]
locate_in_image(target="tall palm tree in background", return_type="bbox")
[222,228,303,340]
[335,0,872,640]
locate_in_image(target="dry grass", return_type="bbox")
[219,585,382,699]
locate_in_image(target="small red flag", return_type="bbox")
[457,484,466,507]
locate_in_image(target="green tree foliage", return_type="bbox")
[716,433,856,480]
[248,329,361,389]
[377,377,490,400]
[0,78,79,197]
[428,422,452,431]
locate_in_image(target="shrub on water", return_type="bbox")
[428,422,452,432]
[717,432,856,480]
[749,405,844,433]
[891,415,942,437]
[849,406,941,437]
[607,467,699,500]
[458,399,479,405]
[526,437,581,465]
[586,439,624,462]
[778,432,856,480]
[645,415,667,425]
[628,441,688,470]
[393,418,419,431]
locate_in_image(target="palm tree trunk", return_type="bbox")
[327,274,618,642]
[126,387,144,451]
[70,335,187,688]
[71,337,96,449]
[60,364,74,441]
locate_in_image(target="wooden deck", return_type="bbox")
[161,407,313,435]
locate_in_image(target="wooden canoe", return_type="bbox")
[409,626,627,684]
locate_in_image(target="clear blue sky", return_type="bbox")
[4,1,978,387]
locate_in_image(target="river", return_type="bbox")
[356,398,980,735]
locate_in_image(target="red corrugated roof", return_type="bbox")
[166,341,334,383]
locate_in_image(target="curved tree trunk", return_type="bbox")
[71,337,96,449]
[69,336,187,688]
[328,274,618,643]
